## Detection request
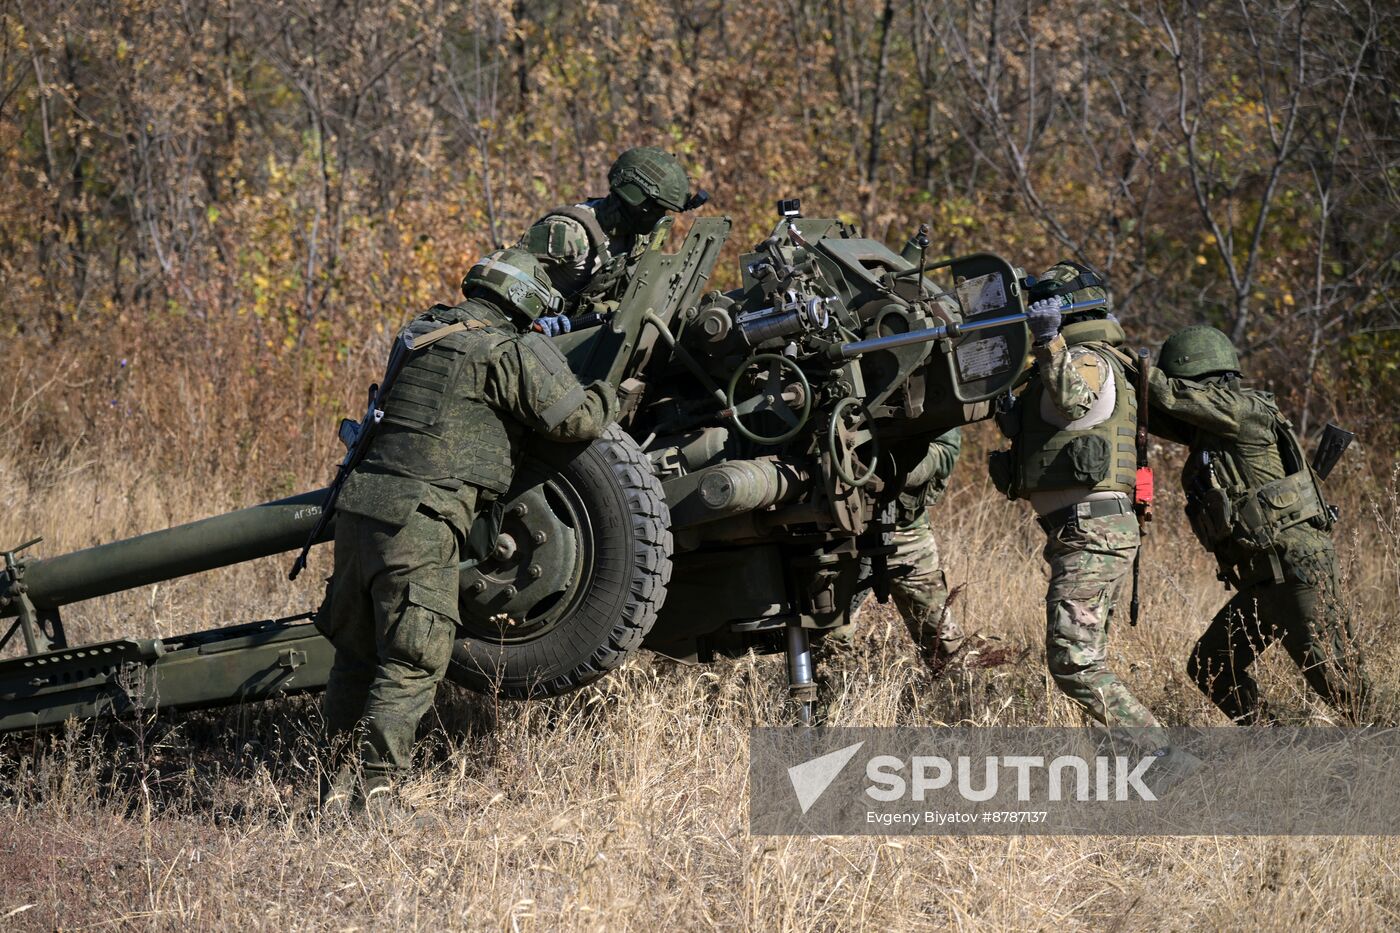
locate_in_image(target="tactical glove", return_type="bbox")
[1026,297,1064,345]
[535,314,573,338]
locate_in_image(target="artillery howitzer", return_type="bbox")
[1,202,1049,731]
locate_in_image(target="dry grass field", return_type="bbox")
[2,431,1398,931]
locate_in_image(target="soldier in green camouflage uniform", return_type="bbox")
[518,147,705,333]
[316,248,616,806]
[990,262,1166,745]
[1148,325,1369,723]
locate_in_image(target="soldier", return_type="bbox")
[989,261,1168,747]
[518,146,707,333]
[886,429,967,669]
[848,429,966,672]
[1147,325,1370,723]
[813,429,964,722]
[316,247,617,811]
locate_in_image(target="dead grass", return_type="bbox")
[2,429,1399,930]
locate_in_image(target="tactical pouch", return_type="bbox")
[988,449,1018,500]
[1185,486,1233,550]
[465,497,506,565]
[1234,471,1324,550]
[1065,434,1111,485]
[894,485,931,527]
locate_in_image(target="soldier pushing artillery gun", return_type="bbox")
[0,159,1370,750]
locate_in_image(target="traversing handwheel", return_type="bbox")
[724,353,812,445]
[826,396,879,487]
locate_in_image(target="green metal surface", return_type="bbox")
[0,617,333,733]
[6,489,331,614]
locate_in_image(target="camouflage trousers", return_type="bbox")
[830,515,962,667]
[886,516,964,663]
[315,507,462,794]
[1041,509,1165,743]
[1190,535,1371,723]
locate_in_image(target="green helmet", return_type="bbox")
[608,146,691,213]
[1158,325,1242,379]
[461,248,562,321]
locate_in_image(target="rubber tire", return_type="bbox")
[446,425,672,699]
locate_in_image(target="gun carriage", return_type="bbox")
[1,202,1046,730]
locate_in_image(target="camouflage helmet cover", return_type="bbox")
[1040,260,1110,314]
[607,146,691,212]
[1158,324,1242,379]
[462,247,562,321]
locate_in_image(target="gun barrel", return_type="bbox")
[834,313,1021,359]
[834,297,1106,360]
[4,489,333,615]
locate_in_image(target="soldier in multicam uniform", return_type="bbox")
[518,146,707,334]
[813,429,964,723]
[886,430,967,667]
[846,428,966,672]
[1148,325,1371,723]
[989,261,1168,747]
[316,247,616,810]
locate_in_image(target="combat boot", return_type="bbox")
[1143,745,1206,797]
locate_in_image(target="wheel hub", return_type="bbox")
[459,483,580,630]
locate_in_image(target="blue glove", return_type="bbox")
[535,314,572,337]
[1026,297,1064,345]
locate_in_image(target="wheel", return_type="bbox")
[827,396,880,486]
[725,353,812,445]
[446,425,673,699]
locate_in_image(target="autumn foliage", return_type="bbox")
[2,0,1397,491]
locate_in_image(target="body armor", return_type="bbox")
[340,300,580,527]
[1182,392,1332,570]
[366,303,517,496]
[1011,321,1137,498]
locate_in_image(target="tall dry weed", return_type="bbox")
[2,421,1399,929]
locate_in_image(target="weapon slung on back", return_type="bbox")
[1129,347,1153,626]
[1311,422,1355,481]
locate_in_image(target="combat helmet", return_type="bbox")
[608,147,693,213]
[462,248,562,321]
[1158,325,1242,379]
[1037,260,1110,315]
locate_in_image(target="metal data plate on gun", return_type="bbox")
[947,253,1029,400]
